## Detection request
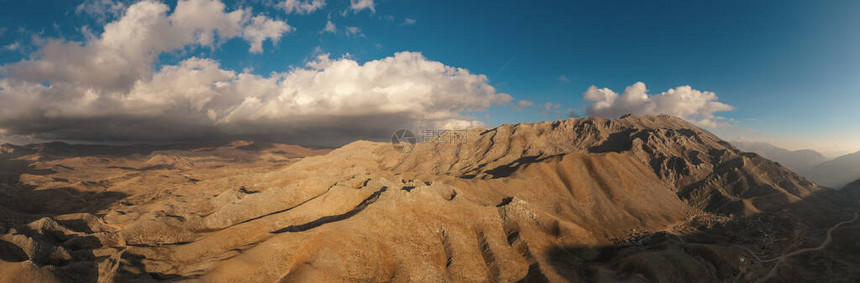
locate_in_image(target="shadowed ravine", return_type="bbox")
[271,186,388,233]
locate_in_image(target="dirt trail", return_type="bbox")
[755,209,860,282]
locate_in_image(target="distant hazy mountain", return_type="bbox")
[806,151,860,189]
[731,141,827,172]
[841,179,860,199]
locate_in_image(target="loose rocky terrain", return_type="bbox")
[0,115,858,282]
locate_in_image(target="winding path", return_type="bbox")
[752,210,860,282]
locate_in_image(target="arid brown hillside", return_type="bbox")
[0,115,858,282]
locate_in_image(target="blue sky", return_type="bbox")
[1,0,859,154]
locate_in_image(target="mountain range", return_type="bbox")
[805,151,860,189]
[0,115,858,282]
[731,141,860,189]
[730,141,828,173]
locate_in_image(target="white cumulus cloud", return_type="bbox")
[322,20,337,33]
[583,82,735,127]
[0,50,511,144]
[4,0,290,94]
[2,42,19,52]
[345,26,364,37]
[75,0,127,23]
[349,0,375,13]
[279,0,326,15]
[242,15,293,53]
[0,0,513,145]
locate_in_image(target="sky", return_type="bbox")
[0,0,859,154]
